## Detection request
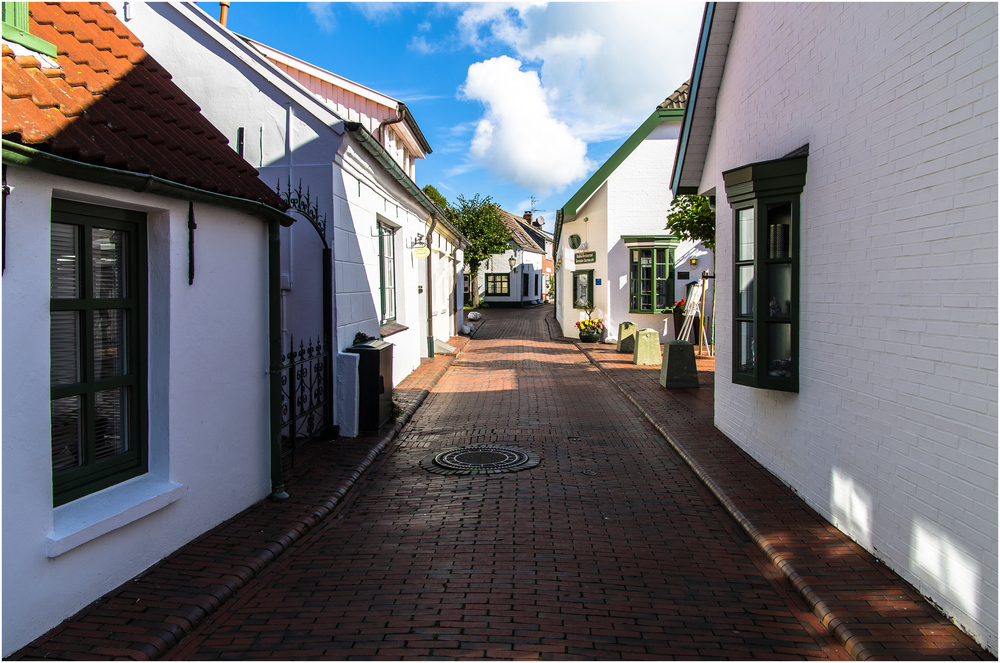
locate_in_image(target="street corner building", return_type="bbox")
[672,2,997,653]
[554,80,716,345]
[2,2,297,655]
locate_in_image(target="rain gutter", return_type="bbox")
[2,138,295,500]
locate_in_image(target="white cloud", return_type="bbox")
[457,2,704,142]
[306,3,336,33]
[461,56,593,194]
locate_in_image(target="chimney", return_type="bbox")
[523,211,532,223]
[219,1,230,26]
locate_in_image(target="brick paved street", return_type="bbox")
[164,305,848,660]
[12,304,989,660]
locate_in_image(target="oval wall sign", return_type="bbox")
[412,246,430,259]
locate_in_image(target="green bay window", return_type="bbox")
[50,199,148,506]
[724,148,807,392]
[623,236,677,314]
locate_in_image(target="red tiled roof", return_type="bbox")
[2,2,287,209]
[498,208,543,252]
[659,80,690,110]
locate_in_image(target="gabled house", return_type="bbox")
[672,3,997,652]
[2,2,297,655]
[554,82,713,342]
[117,2,468,440]
[475,208,551,306]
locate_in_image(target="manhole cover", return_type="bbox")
[419,445,541,475]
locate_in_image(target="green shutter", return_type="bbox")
[2,2,57,57]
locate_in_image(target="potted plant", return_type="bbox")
[575,301,605,343]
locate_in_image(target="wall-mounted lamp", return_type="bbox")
[690,258,698,266]
[509,255,517,269]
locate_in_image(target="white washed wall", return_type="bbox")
[699,3,997,650]
[1,171,272,656]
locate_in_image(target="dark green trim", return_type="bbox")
[622,234,679,245]
[670,2,716,197]
[725,153,807,394]
[343,123,468,247]
[2,2,57,57]
[571,269,594,309]
[2,139,296,228]
[559,107,680,221]
[50,200,148,506]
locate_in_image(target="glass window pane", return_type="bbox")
[655,280,668,310]
[51,223,79,299]
[51,396,82,473]
[92,227,126,299]
[51,311,81,386]
[767,323,792,378]
[738,266,755,316]
[94,309,126,380]
[737,322,754,375]
[575,273,589,306]
[94,387,128,461]
[737,208,755,261]
[768,203,792,259]
[767,264,792,318]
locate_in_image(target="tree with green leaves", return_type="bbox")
[422,184,449,211]
[665,194,715,252]
[449,194,510,307]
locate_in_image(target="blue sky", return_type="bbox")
[224,2,705,232]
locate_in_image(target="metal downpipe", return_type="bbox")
[426,216,437,358]
[269,219,288,499]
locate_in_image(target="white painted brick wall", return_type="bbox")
[699,2,997,651]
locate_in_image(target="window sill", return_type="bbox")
[47,477,186,557]
[379,322,408,338]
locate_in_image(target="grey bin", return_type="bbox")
[347,340,393,431]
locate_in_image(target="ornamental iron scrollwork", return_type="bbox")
[279,334,330,462]
[277,179,328,247]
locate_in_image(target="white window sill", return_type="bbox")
[47,477,186,557]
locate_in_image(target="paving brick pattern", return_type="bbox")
[11,305,990,660]
[163,306,849,660]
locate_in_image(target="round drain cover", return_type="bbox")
[420,445,540,475]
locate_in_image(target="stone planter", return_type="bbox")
[579,330,601,343]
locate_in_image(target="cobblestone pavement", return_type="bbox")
[12,304,989,660]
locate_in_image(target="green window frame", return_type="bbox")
[724,150,807,393]
[50,199,148,506]
[378,222,396,324]
[2,2,57,57]
[572,269,593,309]
[485,273,509,296]
[628,246,675,313]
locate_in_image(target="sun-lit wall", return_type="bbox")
[698,3,997,651]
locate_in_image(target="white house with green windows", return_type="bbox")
[672,3,997,652]
[554,82,713,342]
[117,2,467,438]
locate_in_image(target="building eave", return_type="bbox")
[670,2,738,198]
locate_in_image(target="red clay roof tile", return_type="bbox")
[3,2,287,210]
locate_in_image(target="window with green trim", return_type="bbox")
[50,199,148,506]
[3,2,57,57]
[724,149,807,392]
[572,269,593,309]
[378,222,397,324]
[629,247,674,313]
[485,273,509,296]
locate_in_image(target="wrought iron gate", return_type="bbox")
[280,335,331,463]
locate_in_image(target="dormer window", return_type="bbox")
[2,2,57,57]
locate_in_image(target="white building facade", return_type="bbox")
[119,2,467,438]
[555,88,714,342]
[672,3,997,652]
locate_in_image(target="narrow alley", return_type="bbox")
[13,305,988,660]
